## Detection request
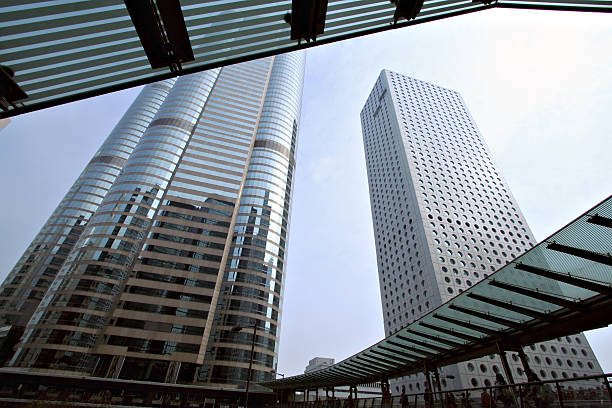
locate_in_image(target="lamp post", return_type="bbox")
[232,324,258,408]
[272,371,286,378]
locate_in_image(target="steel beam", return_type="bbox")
[406,329,465,348]
[328,366,361,378]
[587,214,612,229]
[362,352,401,367]
[449,304,524,330]
[385,340,437,358]
[515,263,612,296]
[333,365,365,377]
[419,321,483,343]
[396,335,450,353]
[467,292,552,320]
[377,345,423,361]
[344,360,384,374]
[1,3,494,120]
[488,280,585,311]
[517,347,533,377]
[496,342,515,385]
[356,355,397,369]
[368,349,414,365]
[124,0,194,71]
[546,242,612,266]
[432,313,499,336]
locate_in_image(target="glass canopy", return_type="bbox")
[2,0,611,118]
[262,196,612,390]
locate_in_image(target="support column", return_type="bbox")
[498,343,522,408]
[496,343,515,385]
[555,382,565,408]
[605,377,612,404]
[380,379,388,408]
[424,368,434,406]
[434,367,444,406]
[517,347,533,377]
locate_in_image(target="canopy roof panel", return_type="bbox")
[2,0,611,118]
[263,196,612,390]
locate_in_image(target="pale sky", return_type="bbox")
[0,8,610,379]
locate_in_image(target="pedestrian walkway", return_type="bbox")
[263,196,612,392]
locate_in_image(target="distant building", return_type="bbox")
[296,383,382,401]
[305,357,335,373]
[0,118,9,132]
[361,70,603,393]
[302,357,381,399]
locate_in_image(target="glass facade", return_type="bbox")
[2,52,305,388]
[205,52,305,385]
[0,80,174,329]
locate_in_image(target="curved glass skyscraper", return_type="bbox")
[0,52,305,388]
[0,80,175,328]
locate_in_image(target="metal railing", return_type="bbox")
[287,374,612,408]
[0,368,275,407]
[0,371,608,407]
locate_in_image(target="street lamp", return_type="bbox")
[232,324,257,408]
[271,370,285,378]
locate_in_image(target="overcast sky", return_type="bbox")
[0,8,610,379]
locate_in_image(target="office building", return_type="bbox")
[0,52,305,387]
[305,357,335,374]
[303,357,381,400]
[360,70,602,392]
[0,81,175,331]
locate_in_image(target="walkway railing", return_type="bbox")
[0,370,608,407]
[287,373,612,408]
[0,368,274,407]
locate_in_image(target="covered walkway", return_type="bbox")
[2,1,612,118]
[262,196,612,392]
[285,373,612,408]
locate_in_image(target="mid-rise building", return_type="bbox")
[360,70,602,392]
[302,357,381,400]
[0,52,305,388]
[305,357,335,374]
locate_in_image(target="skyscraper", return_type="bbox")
[361,70,602,392]
[0,81,175,331]
[0,52,305,387]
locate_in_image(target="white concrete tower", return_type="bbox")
[360,70,602,393]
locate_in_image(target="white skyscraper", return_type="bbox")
[360,70,602,392]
